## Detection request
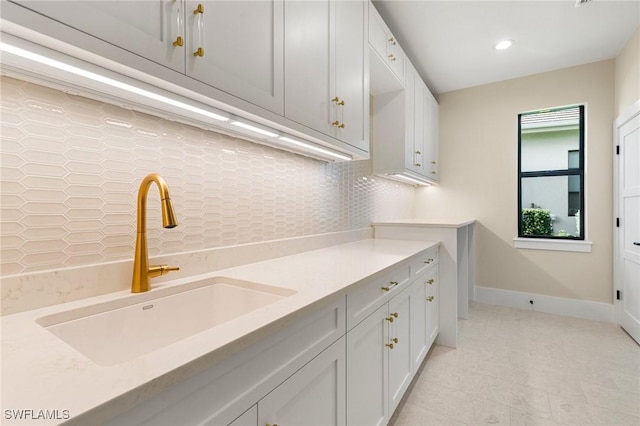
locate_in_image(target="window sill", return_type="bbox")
[513,238,592,253]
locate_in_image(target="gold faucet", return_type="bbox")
[131,173,180,293]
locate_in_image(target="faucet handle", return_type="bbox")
[148,264,180,279]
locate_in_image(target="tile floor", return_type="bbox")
[391,302,640,426]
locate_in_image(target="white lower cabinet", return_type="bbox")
[346,251,439,426]
[258,336,346,426]
[105,249,438,426]
[346,304,389,426]
[346,278,430,426]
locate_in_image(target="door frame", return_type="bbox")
[613,99,640,325]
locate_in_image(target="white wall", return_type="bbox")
[415,60,615,304]
[0,76,415,277]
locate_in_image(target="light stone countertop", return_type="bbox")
[1,238,438,425]
[373,218,476,228]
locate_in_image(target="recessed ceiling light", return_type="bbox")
[494,39,514,51]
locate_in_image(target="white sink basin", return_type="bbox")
[36,277,296,366]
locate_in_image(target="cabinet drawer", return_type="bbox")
[346,264,410,331]
[368,4,388,62]
[106,297,345,426]
[410,247,438,277]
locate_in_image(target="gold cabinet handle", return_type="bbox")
[332,120,340,126]
[381,281,399,291]
[388,37,396,45]
[415,150,421,155]
[386,343,394,349]
[193,3,204,14]
[388,54,396,61]
[432,171,437,175]
[338,123,345,129]
[392,337,399,343]
[424,258,434,264]
[390,312,398,318]
[432,161,437,164]
[194,47,204,57]
[426,279,434,285]
[385,316,394,323]
[415,163,421,167]
[173,36,184,47]
[427,296,435,302]
[331,96,344,105]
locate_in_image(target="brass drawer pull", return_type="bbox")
[193,3,204,14]
[193,47,204,57]
[424,258,434,264]
[385,316,394,323]
[392,337,398,343]
[427,296,435,302]
[381,281,399,292]
[390,312,398,318]
[426,279,434,285]
[173,36,184,47]
[386,343,394,349]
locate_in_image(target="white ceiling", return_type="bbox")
[373,0,640,94]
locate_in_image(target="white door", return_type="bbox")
[284,0,334,136]
[186,0,284,115]
[616,106,640,344]
[346,304,389,426]
[258,337,346,426]
[387,286,413,414]
[14,1,186,72]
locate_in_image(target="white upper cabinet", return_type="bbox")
[11,0,187,73]
[186,1,284,115]
[368,3,405,85]
[284,0,369,152]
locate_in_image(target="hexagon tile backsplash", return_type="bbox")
[0,76,415,276]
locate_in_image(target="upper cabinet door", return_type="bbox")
[12,1,186,73]
[285,0,369,153]
[334,0,368,152]
[284,0,334,135]
[423,89,440,181]
[186,1,284,115]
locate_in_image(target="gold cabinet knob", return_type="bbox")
[390,312,398,318]
[338,123,345,128]
[388,37,396,45]
[173,36,184,47]
[424,258,434,264]
[332,121,345,128]
[388,54,396,61]
[338,100,345,106]
[331,96,340,103]
[194,47,204,57]
[426,279,434,285]
[415,163,421,167]
[193,3,204,14]
[432,171,437,175]
[392,337,399,343]
[385,316,394,323]
[415,150,421,155]
[386,343,394,349]
[427,296,435,302]
[432,161,437,164]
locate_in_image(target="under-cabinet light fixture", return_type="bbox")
[0,41,230,123]
[230,120,280,138]
[389,173,431,186]
[0,35,356,163]
[279,136,353,161]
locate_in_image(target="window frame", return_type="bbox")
[517,105,585,240]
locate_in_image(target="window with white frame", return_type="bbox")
[518,105,585,240]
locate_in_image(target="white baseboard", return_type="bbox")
[474,286,615,323]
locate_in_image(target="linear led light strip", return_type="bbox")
[0,41,230,122]
[390,173,431,186]
[0,41,352,162]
